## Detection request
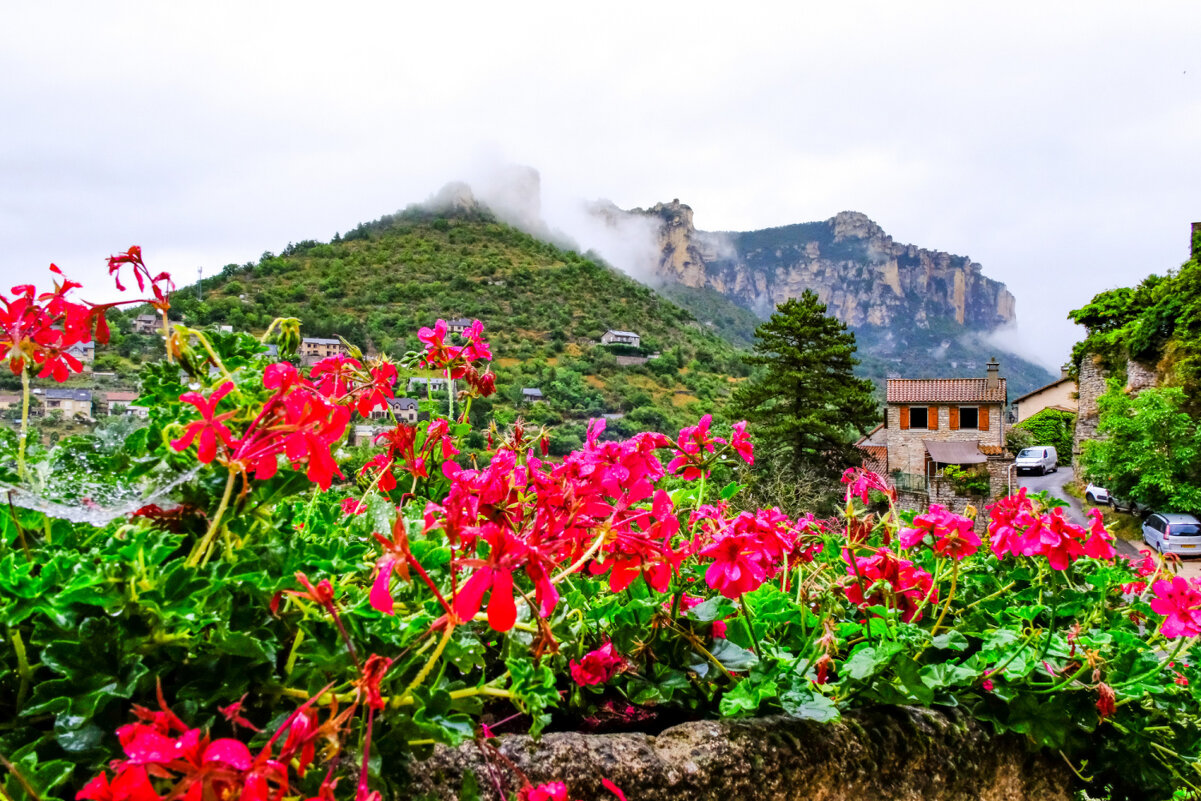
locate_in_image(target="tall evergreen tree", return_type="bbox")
[731,291,877,478]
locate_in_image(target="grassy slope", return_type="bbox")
[165,208,751,448]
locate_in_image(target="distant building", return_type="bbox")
[131,314,180,334]
[1011,365,1077,423]
[131,314,159,334]
[41,388,93,420]
[66,341,95,364]
[408,377,449,393]
[446,318,474,335]
[0,394,23,415]
[859,359,1008,477]
[601,330,641,348]
[99,390,147,418]
[370,397,420,423]
[521,387,544,404]
[300,337,349,366]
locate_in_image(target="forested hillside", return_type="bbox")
[161,206,753,451]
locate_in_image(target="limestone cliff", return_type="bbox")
[630,200,1016,332]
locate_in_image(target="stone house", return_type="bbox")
[370,397,420,423]
[131,314,159,334]
[522,387,544,404]
[131,314,180,334]
[600,330,641,348]
[446,318,474,335]
[869,359,1008,479]
[300,337,349,367]
[408,377,448,394]
[40,388,93,420]
[99,390,147,418]
[1011,365,1077,423]
[0,394,23,416]
[66,342,95,365]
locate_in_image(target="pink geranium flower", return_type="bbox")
[1150,576,1201,639]
[569,642,625,686]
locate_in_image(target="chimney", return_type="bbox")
[1060,363,1070,380]
[1192,222,1201,260]
[986,358,1000,391]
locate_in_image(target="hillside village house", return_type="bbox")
[864,359,1008,479]
[446,318,474,335]
[66,341,95,365]
[39,388,93,420]
[0,394,22,417]
[601,330,641,348]
[370,397,420,423]
[1011,365,1077,423]
[300,337,349,366]
[408,377,449,394]
[131,314,181,334]
[100,390,147,418]
[522,387,544,404]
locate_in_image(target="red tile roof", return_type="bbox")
[886,378,1007,404]
[856,444,888,475]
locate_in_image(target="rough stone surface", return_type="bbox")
[1073,355,1108,469]
[625,202,1016,331]
[405,707,1071,801]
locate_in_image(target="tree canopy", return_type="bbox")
[731,291,877,481]
[1081,381,1201,514]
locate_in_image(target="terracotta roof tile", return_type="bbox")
[856,444,888,475]
[886,378,1007,404]
[978,444,1006,456]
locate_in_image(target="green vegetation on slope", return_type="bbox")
[167,207,752,443]
[1070,245,1201,413]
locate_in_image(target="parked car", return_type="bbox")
[1142,512,1201,555]
[1014,446,1058,475]
[1084,483,1111,505]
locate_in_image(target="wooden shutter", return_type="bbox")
[949,407,959,430]
[899,406,909,430]
[928,406,939,430]
[980,406,990,431]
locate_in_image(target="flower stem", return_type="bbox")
[16,366,30,482]
[740,597,763,660]
[187,468,237,568]
[397,622,456,705]
[551,522,610,584]
[930,560,960,636]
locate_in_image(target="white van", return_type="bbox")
[1015,446,1058,476]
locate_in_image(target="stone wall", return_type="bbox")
[1073,355,1108,470]
[406,707,1071,801]
[885,403,1005,475]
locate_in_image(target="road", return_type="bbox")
[1016,464,1201,577]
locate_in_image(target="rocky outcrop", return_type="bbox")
[406,707,1071,801]
[627,202,1016,333]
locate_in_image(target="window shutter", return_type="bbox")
[949,407,959,430]
[980,406,990,431]
[928,406,939,430]
[899,406,909,430]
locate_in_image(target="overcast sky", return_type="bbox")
[3,2,1198,369]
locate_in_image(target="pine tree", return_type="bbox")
[731,291,877,479]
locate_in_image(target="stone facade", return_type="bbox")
[1126,358,1157,392]
[1072,355,1108,469]
[885,403,1005,475]
[406,707,1071,801]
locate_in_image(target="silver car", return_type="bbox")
[1142,513,1201,556]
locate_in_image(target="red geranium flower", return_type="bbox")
[171,382,239,463]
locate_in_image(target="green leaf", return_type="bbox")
[719,481,740,500]
[708,639,759,672]
[842,643,901,681]
[780,684,840,722]
[931,631,969,651]
[719,676,777,716]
